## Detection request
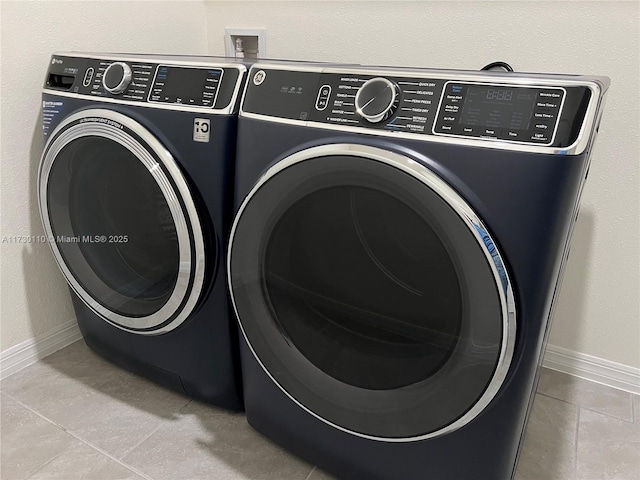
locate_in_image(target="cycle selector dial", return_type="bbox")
[355,77,399,123]
[102,62,132,94]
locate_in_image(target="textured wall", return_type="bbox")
[2,1,638,370]
[204,1,640,368]
[0,1,208,351]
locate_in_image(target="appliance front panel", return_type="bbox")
[39,108,207,334]
[228,144,515,441]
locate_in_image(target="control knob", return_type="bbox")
[355,77,399,123]
[102,62,132,94]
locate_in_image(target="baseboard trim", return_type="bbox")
[1,323,638,395]
[543,344,640,395]
[0,320,82,380]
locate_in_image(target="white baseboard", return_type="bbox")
[1,322,637,395]
[543,344,640,395]
[0,320,82,380]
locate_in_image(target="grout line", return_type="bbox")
[58,431,155,480]
[1,391,71,432]
[2,392,154,480]
[24,446,70,480]
[117,422,165,461]
[2,390,74,480]
[535,392,581,409]
[179,398,194,413]
[572,407,581,480]
[305,465,317,480]
[116,396,192,460]
[535,391,636,424]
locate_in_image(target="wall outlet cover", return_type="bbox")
[224,28,266,59]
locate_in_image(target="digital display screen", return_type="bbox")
[459,86,537,131]
[149,66,222,107]
[434,82,565,144]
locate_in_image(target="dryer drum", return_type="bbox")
[38,109,206,334]
[228,143,516,441]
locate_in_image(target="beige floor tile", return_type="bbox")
[1,341,190,459]
[3,344,637,480]
[537,368,634,422]
[576,407,640,480]
[514,393,579,480]
[1,393,78,480]
[27,442,146,480]
[121,400,314,480]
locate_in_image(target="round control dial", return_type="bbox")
[355,77,399,123]
[102,62,132,94]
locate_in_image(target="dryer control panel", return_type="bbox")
[433,82,564,145]
[241,65,604,152]
[44,54,246,112]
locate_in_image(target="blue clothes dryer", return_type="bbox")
[38,53,247,410]
[228,64,609,476]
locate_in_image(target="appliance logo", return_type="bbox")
[193,118,210,143]
[253,70,266,86]
[51,58,63,65]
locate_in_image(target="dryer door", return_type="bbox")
[229,144,516,441]
[39,109,206,334]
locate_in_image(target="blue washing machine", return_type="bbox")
[38,53,247,409]
[228,64,609,477]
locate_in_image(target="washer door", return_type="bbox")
[39,109,206,334]
[229,144,516,441]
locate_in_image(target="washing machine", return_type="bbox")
[228,63,609,477]
[38,53,247,410]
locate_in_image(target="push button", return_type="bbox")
[481,127,501,138]
[535,99,561,110]
[315,85,331,111]
[82,68,94,87]
[530,132,551,143]
[533,111,556,121]
[534,122,553,130]
[502,130,526,141]
[461,126,479,136]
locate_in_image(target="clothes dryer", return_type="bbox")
[228,64,609,476]
[39,53,247,409]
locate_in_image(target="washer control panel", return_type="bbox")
[149,65,222,107]
[44,54,242,111]
[242,66,596,149]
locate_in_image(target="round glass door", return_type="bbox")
[39,109,206,334]
[228,144,516,441]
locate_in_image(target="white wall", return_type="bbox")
[1,1,638,374]
[204,0,640,369]
[0,1,208,352]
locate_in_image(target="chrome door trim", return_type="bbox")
[228,143,517,442]
[38,109,205,334]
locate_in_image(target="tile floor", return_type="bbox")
[1,340,638,480]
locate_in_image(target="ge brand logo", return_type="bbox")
[253,70,266,86]
[193,118,210,143]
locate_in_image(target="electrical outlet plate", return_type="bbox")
[225,28,266,59]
